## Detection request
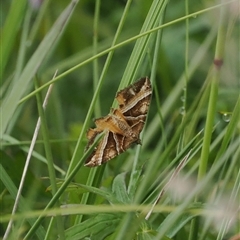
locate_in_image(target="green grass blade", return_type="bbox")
[0,0,78,137]
[35,81,65,239]
[0,164,46,239]
[0,0,27,78]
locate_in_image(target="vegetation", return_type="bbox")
[0,0,239,239]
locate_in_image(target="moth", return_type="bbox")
[84,77,152,167]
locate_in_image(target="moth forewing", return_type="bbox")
[84,77,152,167]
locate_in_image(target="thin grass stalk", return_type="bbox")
[3,83,53,240]
[118,0,167,90]
[145,151,191,220]
[93,0,101,117]
[28,0,51,43]
[0,0,78,137]
[130,0,169,200]
[0,204,174,224]
[216,148,240,240]
[74,0,134,224]
[0,0,27,78]
[35,82,56,192]
[66,0,134,177]
[35,80,65,240]
[198,2,227,182]
[177,0,189,152]
[189,3,228,239]
[0,164,46,239]
[214,96,240,162]
[149,8,167,151]
[5,6,32,135]
[154,140,239,239]
[143,27,217,148]
[12,5,31,85]
[112,2,170,239]
[145,130,204,204]
[74,0,103,224]
[23,133,103,239]
[44,218,54,240]
[200,139,240,240]
[127,6,166,195]
[18,0,234,105]
[134,101,203,204]
[184,79,211,142]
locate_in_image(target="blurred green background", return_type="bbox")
[0,0,239,238]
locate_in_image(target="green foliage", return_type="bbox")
[1,0,239,240]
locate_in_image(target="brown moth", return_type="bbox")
[84,77,152,167]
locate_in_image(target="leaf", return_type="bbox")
[65,213,121,240]
[128,165,144,202]
[112,172,131,204]
[77,183,121,204]
[134,220,171,240]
